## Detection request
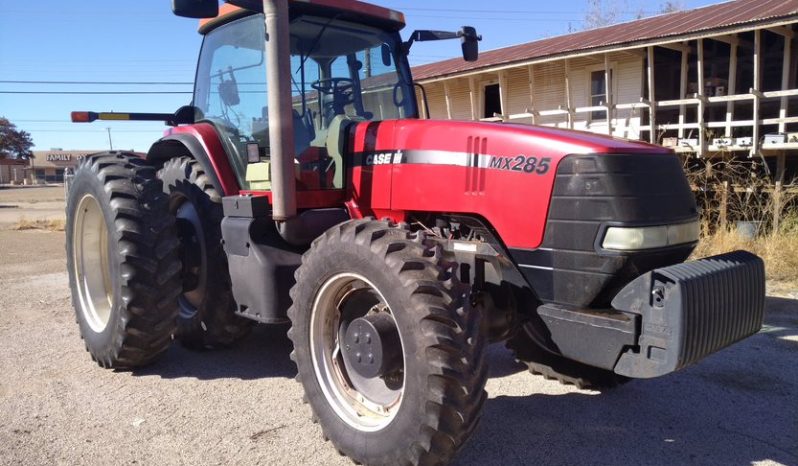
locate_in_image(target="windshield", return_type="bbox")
[193,13,416,190]
[289,15,416,128]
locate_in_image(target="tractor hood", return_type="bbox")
[346,119,685,251]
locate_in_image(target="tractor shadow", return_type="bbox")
[458,296,798,466]
[136,323,529,381]
[135,323,297,380]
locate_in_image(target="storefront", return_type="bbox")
[30,150,100,184]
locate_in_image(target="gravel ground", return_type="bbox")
[0,186,66,228]
[0,230,796,465]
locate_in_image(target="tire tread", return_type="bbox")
[67,152,181,369]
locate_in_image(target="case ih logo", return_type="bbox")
[365,151,403,166]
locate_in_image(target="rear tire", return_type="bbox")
[158,156,252,350]
[66,152,181,368]
[288,220,488,466]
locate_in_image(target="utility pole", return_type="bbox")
[106,127,114,150]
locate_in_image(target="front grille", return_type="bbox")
[511,152,699,308]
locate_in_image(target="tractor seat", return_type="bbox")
[293,109,315,156]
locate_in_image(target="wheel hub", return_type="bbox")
[310,273,406,432]
[341,314,402,379]
[172,198,207,318]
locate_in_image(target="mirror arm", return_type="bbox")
[403,28,482,54]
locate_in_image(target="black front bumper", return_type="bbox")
[537,251,765,379]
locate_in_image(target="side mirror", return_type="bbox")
[172,0,218,19]
[460,26,480,62]
[381,44,393,67]
[404,27,482,63]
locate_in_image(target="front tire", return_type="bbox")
[158,157,252,350]
[288,220,488,466]
[66,153,181,368]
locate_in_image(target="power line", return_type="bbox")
[12,119,169,124]
[0,91,192,95]
[26,129,166,133]
[0,80,193,85]
[408,14,585,22]
[9,119,72,123]
[385,5,661,15]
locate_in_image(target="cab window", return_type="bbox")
[194,13,416,192]
[194,14,267,190]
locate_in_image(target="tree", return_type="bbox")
[659,1,684,13]
[583,0,623,30]
[0,117,34,160]
[585,0,685,30]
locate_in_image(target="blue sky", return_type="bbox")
[0,0,718,151]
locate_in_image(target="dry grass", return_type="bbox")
[683,156,798,286]
[10,217,65,232]
[692,219,798,283]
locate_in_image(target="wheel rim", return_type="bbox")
[72,194,113,333]
[173,197,207,320]
[310,273,406,432]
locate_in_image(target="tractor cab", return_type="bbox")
[193,6,418,192]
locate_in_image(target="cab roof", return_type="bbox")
[199,0,406,34]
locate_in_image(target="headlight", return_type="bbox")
[602,221,699,251]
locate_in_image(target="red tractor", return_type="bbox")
[67,1,766,464]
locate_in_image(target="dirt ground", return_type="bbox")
[0,188,796,466]
[0,186,66,229]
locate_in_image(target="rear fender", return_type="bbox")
[146,123,240,196]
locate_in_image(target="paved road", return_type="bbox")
[0,230,796,466]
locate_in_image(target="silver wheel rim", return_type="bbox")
[72,194,113,333]
[310,273,406,432]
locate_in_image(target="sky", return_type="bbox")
[0,0,720,152]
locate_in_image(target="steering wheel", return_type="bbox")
[312,77,354,96]
[312,78,356,119]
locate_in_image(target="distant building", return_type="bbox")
[412,0,798,185]
[0,158,29,185]
[0,150,102,185]
[32,150,100,183]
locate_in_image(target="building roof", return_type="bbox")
[0,158,28,166]
[412,0,798,81]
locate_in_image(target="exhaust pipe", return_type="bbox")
[262,0,348,246]
[263,0,296,221]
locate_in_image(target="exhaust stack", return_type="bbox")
[263,0,296,221]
